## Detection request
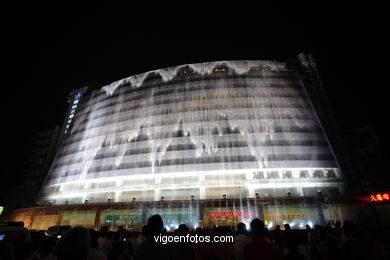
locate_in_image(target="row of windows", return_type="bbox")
[61,124,323,148]
[59,130,326,156]
[42,169,337,197]
[53,139,330,166]
[85,70,299,105]
[69,111,315,138]
[85,81,306,114]
[73,95,312,131]
[252,169,337,179]
[53,154,336,178]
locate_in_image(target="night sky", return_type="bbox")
[2,6,388,190]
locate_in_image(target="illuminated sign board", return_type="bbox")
[208,212,255,217]
[360,192,390,202]
[64,91,82,134]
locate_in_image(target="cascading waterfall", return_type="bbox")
[38,60,344,229]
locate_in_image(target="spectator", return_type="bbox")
[136,225,148,247]
[192,227,211,260]
[172,224,196,260]
[212,226,234,260]
[108,241,131,260]
[135,215,174,260]
[273,225,284,251]
[234,223,251,260]
[28,235,57,260]
[56,226,91,260]
[244,219,283,260]
[98,226,113,256]
[284,240,305,260]
[87,229,106,260]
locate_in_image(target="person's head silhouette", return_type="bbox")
[56,226,91,260]
[250,218,265,237]
[147,214,164,236]
[237,222,247,234]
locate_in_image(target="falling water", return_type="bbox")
[38,60,344,229]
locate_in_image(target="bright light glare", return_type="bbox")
[267,221,274,229]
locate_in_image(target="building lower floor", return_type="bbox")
[10,196,389,231]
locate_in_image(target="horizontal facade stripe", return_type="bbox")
[62,122,323,148]
[80,71,299,105]
[76,81,307,118]
[54,138,329,162]
[69,96,314,137]
[45,161,339,186]
[50,154,335,178]
[51,144,333,170]
[72,106,315,135]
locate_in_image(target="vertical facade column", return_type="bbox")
[94,208,101,230]
[56,209,64,226]
[154,190,161,201]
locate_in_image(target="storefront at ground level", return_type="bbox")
[10,197,388,231]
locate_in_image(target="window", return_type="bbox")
[282,171,292,178]
[312,170,324,178]
[325,169,337,178]
[299,170,309,178]
[267,171,279,179]
[253,171,264,179]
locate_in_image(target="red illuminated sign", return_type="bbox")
[360,192,390,202]
[208,212,255,217]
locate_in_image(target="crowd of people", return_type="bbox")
[0,215,389,260]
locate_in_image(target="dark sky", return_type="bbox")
[2,5,388,188]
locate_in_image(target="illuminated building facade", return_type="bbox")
[37,59,344,206]
[13,56,373,231]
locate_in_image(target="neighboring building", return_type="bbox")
[0,126,61,220]
[345,127,388,193]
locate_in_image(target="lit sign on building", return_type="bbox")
[74,92,81,99]
[208,212,255,217]
[359,192,390,202]
[64,92,81,134]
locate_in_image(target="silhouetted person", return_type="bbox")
[192,228,211,260]
[234,222,251,260]
[108,241,131,260]
[284,223,295,251]
[284,240,304,260]
[87,229,106,260]
[98,226,113,256]
[117,226,124,234]
[212,226,234,260]
[173,224,196,260]
[56,226,91,260]
[244,219,283,260]
[135,215,173,260]
[284,224,291,231]
[136,225,148,247]
[28,235,57,260]
[273,225,284,251]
